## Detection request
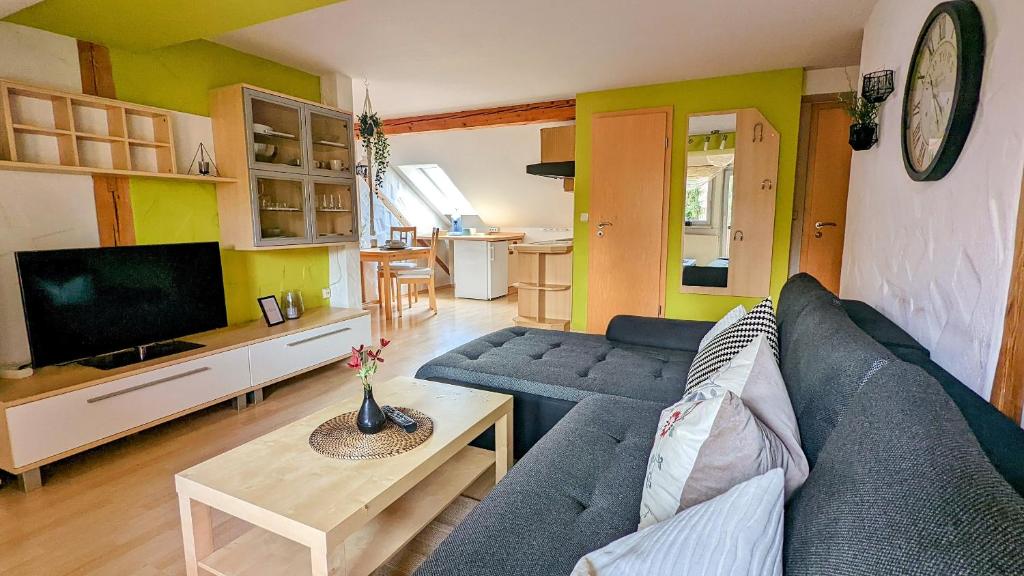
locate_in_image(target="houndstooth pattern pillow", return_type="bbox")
[686,298,779,389]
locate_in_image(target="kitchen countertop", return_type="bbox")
[437,232,526,242]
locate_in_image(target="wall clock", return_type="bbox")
[902,0,985,181]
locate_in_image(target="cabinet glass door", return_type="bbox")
[305,106,353,178]
[311,179,357,242]
[252,172,312,246]
[245,89,306,174]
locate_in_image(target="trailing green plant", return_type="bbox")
[358,110,390,189]
[839,90,880,126]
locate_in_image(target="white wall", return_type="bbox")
[0,24,99,365]
[386,122,575,230]
[803,65,860,95]
[841,0,1024,400]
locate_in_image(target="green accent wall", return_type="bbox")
[6,0,344,51]
[114,41,329,325]
[571,69,804,330]
[109,40,321,117]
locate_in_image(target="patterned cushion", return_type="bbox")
[638,384,792,529]
[686,298,778,388]
[698,305,746,351]
[573,470,784,576]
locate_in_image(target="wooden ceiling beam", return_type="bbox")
[378,99,576,135]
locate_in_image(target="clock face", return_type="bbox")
[906,13,959,172]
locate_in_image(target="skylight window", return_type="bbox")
[397,164,476,216]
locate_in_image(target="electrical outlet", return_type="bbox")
[321,288,331,299]
[580,213,589,222]
[488,226,500,232]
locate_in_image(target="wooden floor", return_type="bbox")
[0,288,516,576]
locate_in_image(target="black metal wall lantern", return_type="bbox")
[862,69,895,104]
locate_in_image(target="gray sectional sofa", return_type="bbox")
[413,274,1024,575]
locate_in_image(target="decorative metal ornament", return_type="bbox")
[187,142,219,177]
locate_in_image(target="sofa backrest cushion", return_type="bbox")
[896,346,1024,497]
[777,294,895,466]
[841,299,929,356]
[606,315,715,353]
[784,361,1024,575]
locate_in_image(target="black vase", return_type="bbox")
[849,123,878,151]
[357,388,386,434]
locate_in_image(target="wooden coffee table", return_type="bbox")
[175,377,513,576]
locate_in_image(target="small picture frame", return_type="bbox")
[258,295,285,327]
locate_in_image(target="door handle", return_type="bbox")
[814,221,838,239]
[596,222,612,229]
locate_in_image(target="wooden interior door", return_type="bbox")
[798,103,852,293]
[587,108,672,333]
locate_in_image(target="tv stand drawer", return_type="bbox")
[5,348,250,468]
[249,315,370,386]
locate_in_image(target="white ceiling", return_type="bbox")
[0,0,41,18]
[215,0,878,117]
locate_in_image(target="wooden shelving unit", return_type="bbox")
[511,242,573,331]
[0,80,236,183]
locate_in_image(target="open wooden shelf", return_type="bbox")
[513,282,571,292]
[512,242,573,331]
[0,160,236,183]
[197,445,493,576]
[514,315,571,330]
[0,79,235,183]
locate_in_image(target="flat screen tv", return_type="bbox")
[16,242,228,368]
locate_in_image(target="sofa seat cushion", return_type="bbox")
[415,327,695,405]
[785,361,1024,575]
[414,395,664,576]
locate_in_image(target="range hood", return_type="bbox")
[527,125,575,191]
[526,160,574,178]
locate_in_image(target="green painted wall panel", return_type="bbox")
[109,40,320,117]
[571,69,804,330]
[6,0,343,51]
[112,41,329,325]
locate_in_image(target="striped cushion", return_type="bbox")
[686,298,778,389]
[573,469,784,576]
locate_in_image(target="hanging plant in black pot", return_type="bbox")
[840,90,881,151]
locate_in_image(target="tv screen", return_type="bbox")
[16,242,228,368]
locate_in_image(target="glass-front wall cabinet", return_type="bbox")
[237,88,357,248]
[252,172,313,246]
[312,179,356,242]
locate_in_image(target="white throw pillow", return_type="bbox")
[698,305,746,351]
[638,384,790,528]
[573,469,784,576]
[705,334,809,500]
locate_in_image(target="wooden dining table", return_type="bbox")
[360,246,431,321]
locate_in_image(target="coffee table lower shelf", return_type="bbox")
[197,445,494,576]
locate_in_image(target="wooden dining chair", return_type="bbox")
[377,226,420,308]
[391,228,439,316]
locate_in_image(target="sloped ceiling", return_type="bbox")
[388,122,574,229]
[4,0,345,50]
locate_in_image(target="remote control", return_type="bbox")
[382,406,418,433]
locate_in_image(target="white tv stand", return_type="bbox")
[0,307,370,491]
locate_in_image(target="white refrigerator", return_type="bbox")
[454,240,509,300]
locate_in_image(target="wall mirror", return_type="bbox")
[680,108,780,297]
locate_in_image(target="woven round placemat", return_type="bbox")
[308,407,433,460]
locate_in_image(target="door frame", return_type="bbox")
[588,106,673,329]
[992,164,1024,425]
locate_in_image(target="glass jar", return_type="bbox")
[281,290,305,320]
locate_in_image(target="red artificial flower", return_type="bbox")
[368,349,385,363]
[347,348,362,369]
[380,337,391,348]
